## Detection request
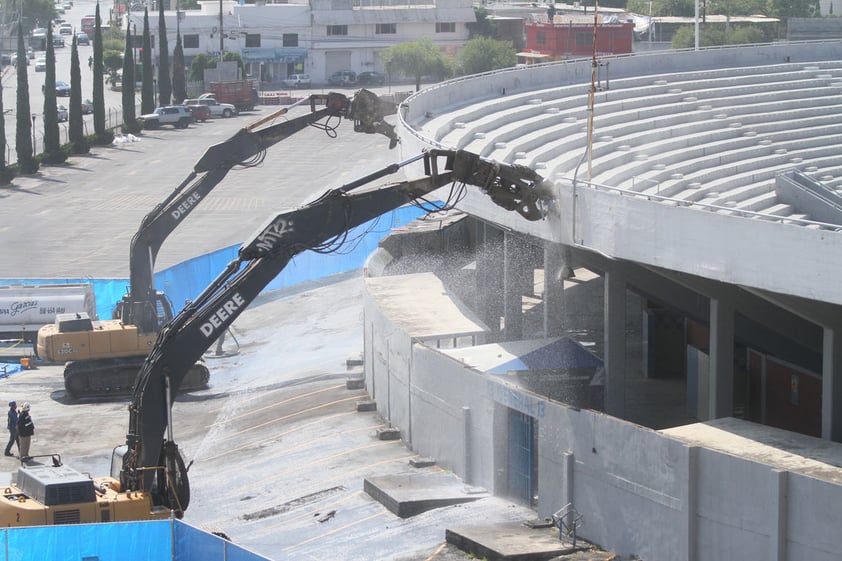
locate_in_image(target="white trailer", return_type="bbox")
[0,284,97,342]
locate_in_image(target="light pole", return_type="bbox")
[219,0,224,56]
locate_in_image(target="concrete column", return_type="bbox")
[463,406,472,485]
[684,445,698,561]
[709,298,734,419]
[562,451,574,527]
[770,469,788,561]
[543,243,567,338]
[822,327,842,442]
[604,269,627,417]
[476,223,504,340]
[503,233,529,341]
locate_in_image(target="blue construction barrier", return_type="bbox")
[1,205,428,321]
[0,518,270,561]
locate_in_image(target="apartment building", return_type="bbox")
[127,0,476,86]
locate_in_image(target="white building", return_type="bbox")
[126,0,476,87]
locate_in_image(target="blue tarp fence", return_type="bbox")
[0,518,270,561]
[1,206,427,321]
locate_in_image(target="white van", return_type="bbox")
[281,74,311,88]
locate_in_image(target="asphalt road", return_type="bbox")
[0,99,404,279]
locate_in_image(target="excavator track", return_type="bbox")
[64,358,210,399]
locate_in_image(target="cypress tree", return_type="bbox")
[172,32,186,104]
[0,67,8,183]
[92,2,108,141]
[69,34,89,154]
[122,25,138,132]
[158,2,171,105]
[42,26,66,164]
[141,9,154,114]
[15,21,37,174]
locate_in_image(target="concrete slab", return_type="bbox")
[663,417,842,484]
[445,523,580,561]
[365,272,489,341]
[365,472,488,517]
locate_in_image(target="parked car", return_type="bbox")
[189,96,236,118]
[76,32,89,45]
[139,106,193,129]
[54,80,70,96]
[281,73,311,88]
[80,98,94,114]
[34,56,47,72]
[56,105,68,123]
[185,102,211,122]
[357,71,386,86]
[328,70,356,86]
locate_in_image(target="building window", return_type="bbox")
[183,34,199,48]
[327,25,348,36]
[375,23,396,34]
[435,22,456,33]
[282,33,298,47]
[536,31,546,45]
[245,33,261,47]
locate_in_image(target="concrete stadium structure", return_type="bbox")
[361,42,842,560]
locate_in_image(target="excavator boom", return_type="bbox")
[121,149,554,512]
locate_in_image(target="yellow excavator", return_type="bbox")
[8,93,552,526]
[35,92,387,399]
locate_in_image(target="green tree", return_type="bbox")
[222,51,245,73]
[457,37,517,76]
[141,9,155,114]
[158,2,172,105]
[189,53,214,81]
[767,0,816,17]
[671,24,767,48]
[122,26,138,133]
[42,25,65,164]
[15,22,37,174]
[466,7,497,38]
[69,34,89,155]
[172,33,187,104]
[2,0,55,34]
[381,37,453,92]
[92,3,109,142]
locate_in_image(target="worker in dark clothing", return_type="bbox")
[17,403,34,460]
[4,401,18,457]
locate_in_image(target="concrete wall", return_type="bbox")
[362,271,842,560]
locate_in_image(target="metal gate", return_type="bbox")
[507,408,536,504]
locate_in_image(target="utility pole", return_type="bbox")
[219,0,223,55]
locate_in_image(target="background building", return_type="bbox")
[127,0,476,87]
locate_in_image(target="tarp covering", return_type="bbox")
[0,205,427,324]
[0,519,269,561]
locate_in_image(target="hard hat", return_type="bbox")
[21,402,30,411]
[8,401,15,408]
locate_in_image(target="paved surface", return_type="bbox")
[0,102,567,560]
[1,101,403,279]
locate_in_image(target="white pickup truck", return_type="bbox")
[186,97,237,118]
